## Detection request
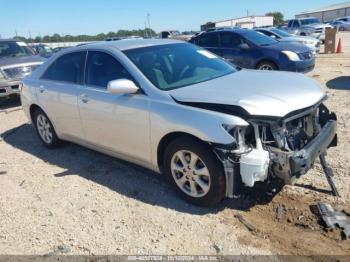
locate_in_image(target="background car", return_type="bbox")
[30,44,54,58]
[0,39,45,98]
[328,20,350,31]
[284,17,333,42]
[52,46,68,53]
[255,27,321,53]
[190,28,315,72]
[334,16,350,23]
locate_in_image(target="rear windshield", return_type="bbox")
[271,28,291,37]
[123,43,235,90]
[0,41,35,57]
[301,18,320,25]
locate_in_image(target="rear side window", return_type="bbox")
[197,33,219,47]
[220,32,243,48]
[42,52,85,83]
[85,51,133,89]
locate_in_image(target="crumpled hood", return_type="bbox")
[169,70,325,118]
[0,55,45,68]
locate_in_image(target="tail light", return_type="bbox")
[19,82,24,93]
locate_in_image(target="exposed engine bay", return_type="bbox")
[212,101,338,197]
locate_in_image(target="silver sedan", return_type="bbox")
[20,39,337,206]
[255,28,321,53]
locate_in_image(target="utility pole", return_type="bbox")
[15,29,18,38]
[147,13,152,38]
[144,22,149,38]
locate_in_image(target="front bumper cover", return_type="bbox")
[0,80,20,97]
[290,120,337,176]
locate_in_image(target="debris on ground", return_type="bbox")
[313,202,350,240]
[212,243,222,254]
[276,204,284,221]
[235,213,256,232]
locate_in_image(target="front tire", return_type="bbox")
[33,109,62,148]
[163,137,226,207]
[257,61,278,71]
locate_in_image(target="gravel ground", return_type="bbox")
[0,33,350,256]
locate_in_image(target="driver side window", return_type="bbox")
[85,51,133,89]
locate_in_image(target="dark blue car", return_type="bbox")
[190,29,315,73]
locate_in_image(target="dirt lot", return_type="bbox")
[1,33,350,256]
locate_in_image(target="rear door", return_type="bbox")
[77,50,151,163]
[38,51,86,139]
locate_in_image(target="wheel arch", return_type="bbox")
[255,59,279,70]
[157,132,209,173]
[29,104,58,133]
[29,104,43,123]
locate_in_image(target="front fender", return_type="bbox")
[149,100,249,169]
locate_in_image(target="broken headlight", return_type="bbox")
[222,124,252,154]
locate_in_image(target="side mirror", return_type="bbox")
[107,79,139,95]
[239,43,250,50]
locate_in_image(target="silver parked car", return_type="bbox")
[255,27,321,53]
[0,39,45,98]
[21,39,338,206]
[328,20,350,31]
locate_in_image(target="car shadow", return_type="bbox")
[326,76,350,90]
[0,96,21,110]
[2,124,282,215]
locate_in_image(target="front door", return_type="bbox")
[218,32,253,69]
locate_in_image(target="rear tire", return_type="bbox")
[33,108,62,149]
[163,137,226,207]
[256,61,278,71]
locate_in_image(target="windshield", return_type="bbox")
[270,28,291,37]
[170,31,181,36]
[0,41,35,57]
[124,43,235,90]
[301,18,320,25]
[240,30,278,46]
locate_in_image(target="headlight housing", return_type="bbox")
[281,50,301,61]
[222,124,252,153]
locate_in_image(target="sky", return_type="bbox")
[0,0,345,38]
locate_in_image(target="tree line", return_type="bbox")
[14,29,156,43]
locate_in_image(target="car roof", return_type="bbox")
[0,39,18,42]
[74,39,184,51]
[203,28,252,34]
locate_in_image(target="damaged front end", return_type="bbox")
[212,100,338,198]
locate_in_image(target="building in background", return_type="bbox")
[200,16,274,31]
[296,2,350,22]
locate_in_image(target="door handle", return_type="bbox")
[80,94,89,103]
[39,85,45,93]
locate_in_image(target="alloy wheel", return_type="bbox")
[36,114,53,144]
[170,150,211,198]
[258,64,274,70]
